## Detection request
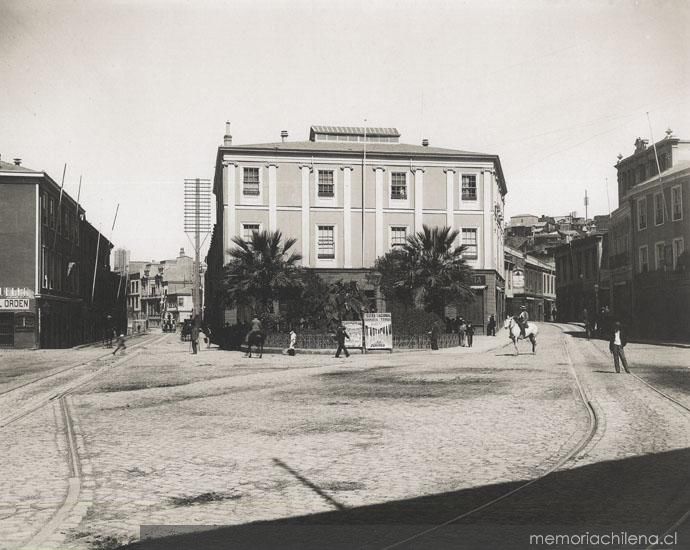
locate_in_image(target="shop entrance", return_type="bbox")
[0,312,14,348]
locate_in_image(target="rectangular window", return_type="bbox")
[655,242,666,270]
[639,246,649,273]
[461,174,477,201]
[317,225,335,259]
[41,194,47,226]
[242,223,260,241]
[654,192,664,225]
[461,228,478,259]
[390,226,407,247]
[672,185,683,221]
[673,238,685,269]
[41,247,47,289]
[49,198,55,229]
[637,197,647,230]
[178,297,185,307]
[318,170,334,197]
[242,167,260,196]
[390,172,407,200]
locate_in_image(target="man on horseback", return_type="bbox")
[516,306,529,339]
[246,316,263,342]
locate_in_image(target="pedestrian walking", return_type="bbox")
[429,322,441,350]
[583,308,591,340]
[204,326,213,348]
[487,314,496,337]
[112,334,126,356]
[608,321,630,373]
[334,323,350,358]
[465,322,475,347]
[457,318,466,347]
[191,325,199,354]
[288,329,297,356]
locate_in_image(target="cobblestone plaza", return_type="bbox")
[1,324,689,549]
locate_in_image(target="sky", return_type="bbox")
[2,0,689,262]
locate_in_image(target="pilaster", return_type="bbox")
[267,163,278,231]
[299,165,313,266]
[444,168,455,229]
[374,167,385,258]
[341,166,353,268]
[412,168,425,233]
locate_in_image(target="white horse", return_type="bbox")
[504,317,538,355]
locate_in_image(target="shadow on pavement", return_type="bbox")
[124,447,690,550]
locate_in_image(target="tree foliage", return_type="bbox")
[223,230,303,317]
[372,225,474,316]
[326,280,369,322]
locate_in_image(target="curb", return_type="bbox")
[566,322,690,349]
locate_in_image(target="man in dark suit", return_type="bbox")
[608,321,630,373]
[334,323,350,358]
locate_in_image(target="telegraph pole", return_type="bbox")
[184,178,212,330]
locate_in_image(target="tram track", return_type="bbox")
[10,332,169,550]
[0,331,161,398]
[379,324,602,550]
[0,333,167,429]
[561,323,690,549]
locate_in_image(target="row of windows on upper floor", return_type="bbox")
[638,238,685,273]
[619,153,671,191]
[556,248,600,284]
[240,167,482,202]
[40,191,83,246]
[239,223,480,261]
[635,185,683,230]
[506,268,556,296]
[40,247,80,294]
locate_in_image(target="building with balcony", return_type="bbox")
[611,132,690,339]
[127,248,203,329]
[504,245,556,321]
[205,123,508,327]
[554,233,608,322]
[0,158,122,348]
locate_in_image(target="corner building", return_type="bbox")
[0,159,119,348]
[207,125,507,325]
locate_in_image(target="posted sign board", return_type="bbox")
[342,321,363,349]
[0,298,31,310]
[364,313,393,350]
[512,269,525,290]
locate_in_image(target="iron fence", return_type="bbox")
[263,331,464,350]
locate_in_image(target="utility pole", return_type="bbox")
[584,189,589,221]
[184,178,212,330]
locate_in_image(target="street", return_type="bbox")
[1,324,689,550]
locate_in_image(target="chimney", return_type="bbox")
[179,247,185,257]
[13,158,21,166]
[422,139,429,147]
[280,130,288,143]
[223,121,233,146]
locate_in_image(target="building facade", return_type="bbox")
[0,159,121,348]
[607,133,690,339]
[206,124,508,327]
[554,233,607,322]
[113,247,130,273]
[504,245,556,321]
[127,248,202,329]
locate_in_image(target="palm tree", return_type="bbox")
[326,280,369,321]
[373,225,474,316]
[223,230,303,317]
